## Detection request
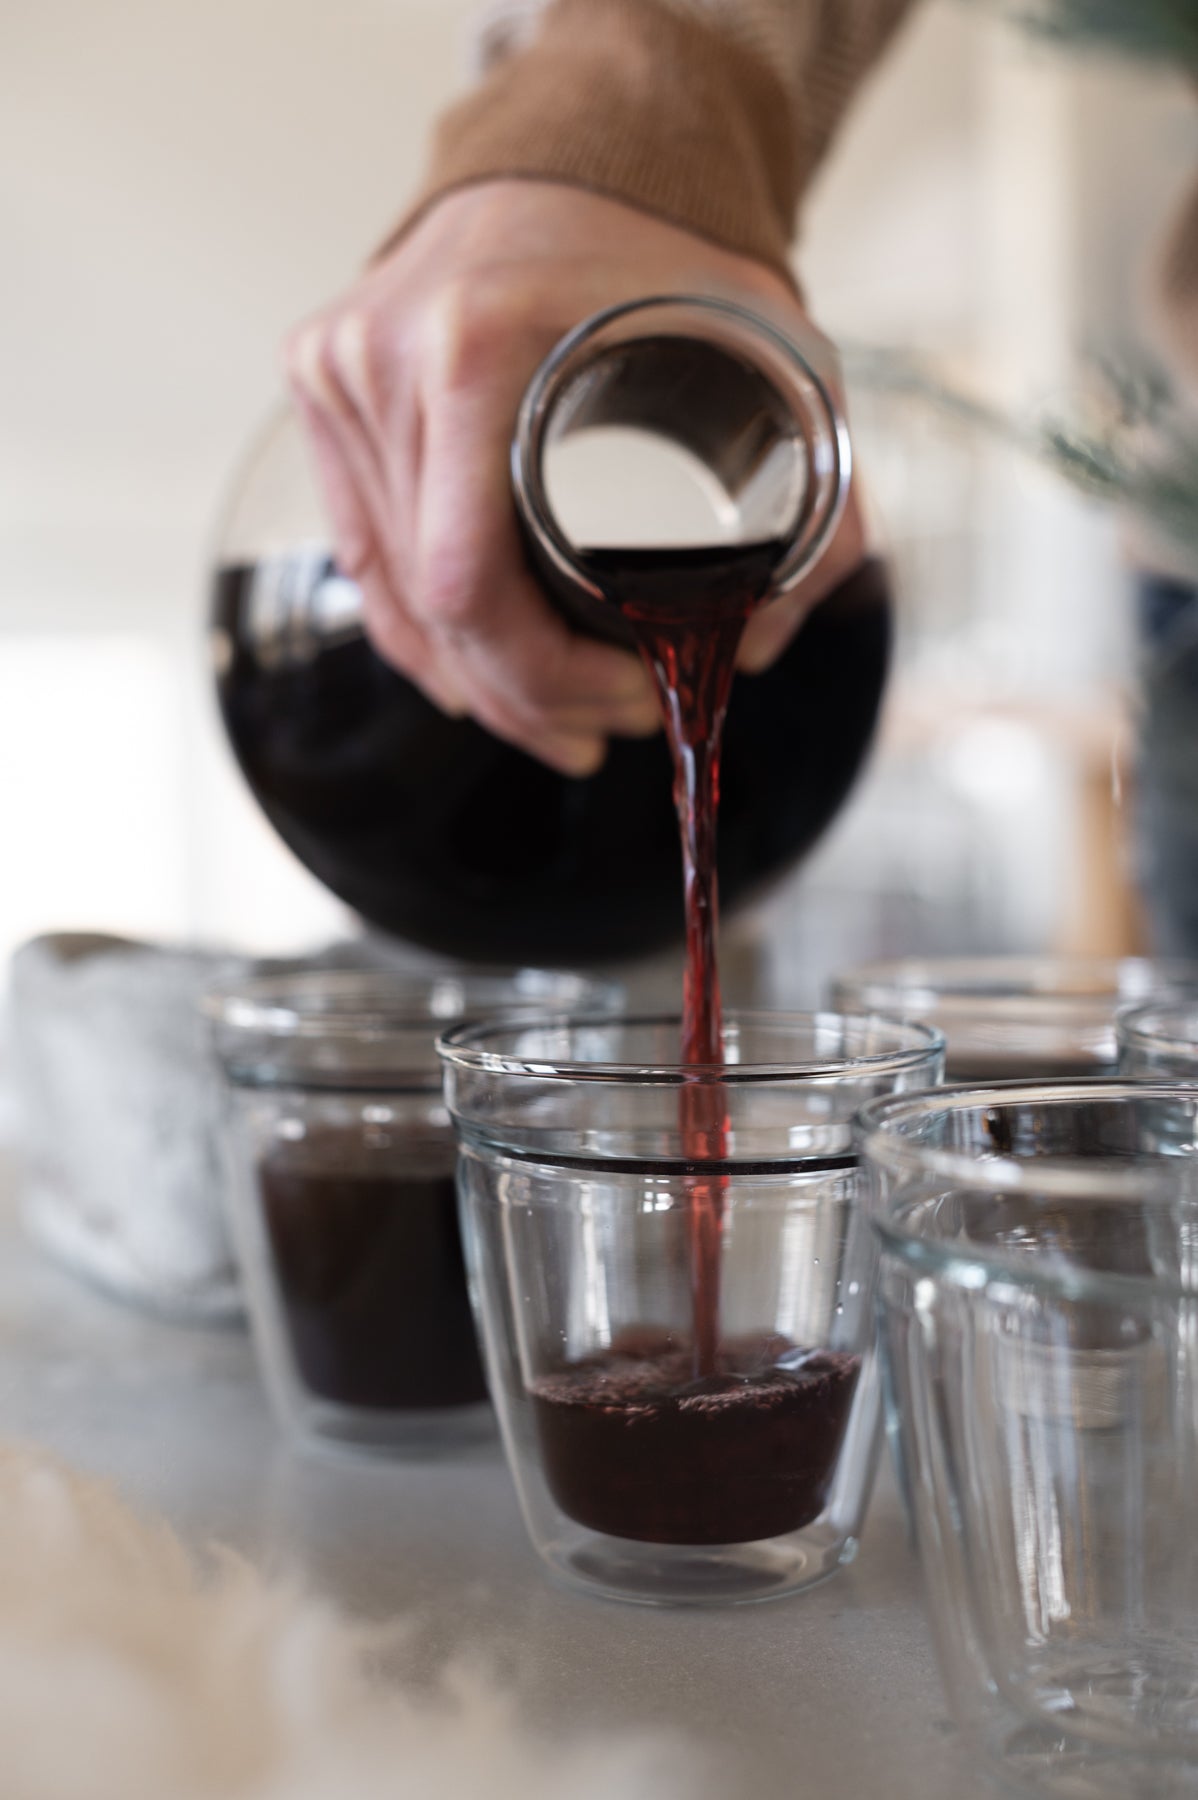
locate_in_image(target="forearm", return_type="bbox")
[403,0,917,271]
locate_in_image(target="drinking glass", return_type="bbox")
[830,954,1198,1081]
[438,1012,943,1605]
[860,1081,1198,1798]
[210,968,619,1454]
[1119,999,1198,1082]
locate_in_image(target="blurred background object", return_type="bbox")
[1,0,1195,996]
[9,932,246,1317]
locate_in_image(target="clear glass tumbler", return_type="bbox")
[438,1012,943,1605]
[210,968,619,1454]
[830,954,1198,1081]
[1119,999,1198,1082]
[860,1081,1198,1799]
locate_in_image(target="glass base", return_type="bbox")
[289,1395,495,1460]
[983,1726,1198,1800]
[538,1519,857,1608]
[969,1638,1198,1800]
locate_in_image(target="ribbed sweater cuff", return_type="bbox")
[393,0,803,274]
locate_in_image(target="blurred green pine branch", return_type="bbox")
[881,6,1198,545]
[847,346,1198,559]
[974,0,1198,66]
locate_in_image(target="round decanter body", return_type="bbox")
[211,302,890,963]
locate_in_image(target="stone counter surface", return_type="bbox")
[0,1158,970,1799]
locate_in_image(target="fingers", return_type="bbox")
[322,308,424,598]
[355,566,471,719]
[286,330,377,582]
[737,482,870,674]
[287,295,660,774]
[287,315,472,718]
[410,346,659,759]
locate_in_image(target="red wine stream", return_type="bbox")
[583,542,780,1377]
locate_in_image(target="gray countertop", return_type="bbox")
[0,1159,969,1799]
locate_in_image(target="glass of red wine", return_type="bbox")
[438,1011,943,1604]
[208,967,620,1454]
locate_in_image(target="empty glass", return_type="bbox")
[830,954,1198,1081]
[438,1012,943,1606]
[860,1081,1198,1798]
[1119,999,1198,1082]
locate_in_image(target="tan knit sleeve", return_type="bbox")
[399,0,916,273]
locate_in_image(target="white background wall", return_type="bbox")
[1,0,1193,972]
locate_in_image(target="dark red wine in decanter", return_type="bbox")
[212,298,889,965]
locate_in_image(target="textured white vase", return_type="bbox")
[9,933,249,1321]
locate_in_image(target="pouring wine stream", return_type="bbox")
[578,535,783,1378]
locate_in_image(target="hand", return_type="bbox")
[286,180,864,774]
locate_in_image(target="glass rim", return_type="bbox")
[436,1009,945,1086]
[859,1078,1198,1199]
[832,953,1198,1014]
[204,967,618,1042]
[511,293,852,603]
[1117,998,1198,1062]
[859,1080,1198,1299]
